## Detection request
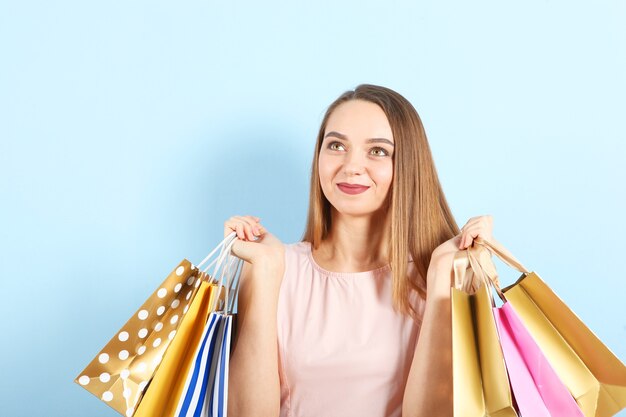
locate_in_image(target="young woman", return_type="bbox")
[224,84,494,417]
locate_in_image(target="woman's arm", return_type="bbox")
[228,257,284,417]
[402,252,454,417]
[224,215,285,417]
[402,215,494,416]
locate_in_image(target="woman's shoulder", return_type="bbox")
[282,240,310,250]
[281,240,310,256]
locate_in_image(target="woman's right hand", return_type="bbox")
[224,215,284,266]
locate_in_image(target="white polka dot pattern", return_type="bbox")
[151,354,163,367]
[74,259,207,415]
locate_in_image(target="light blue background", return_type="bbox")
[1,1,625,416]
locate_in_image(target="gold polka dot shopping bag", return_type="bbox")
[75,234,239,417]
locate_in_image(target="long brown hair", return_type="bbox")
[301,84,460,319]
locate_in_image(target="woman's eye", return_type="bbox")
[328,142,346,151]
[370,147,390,157]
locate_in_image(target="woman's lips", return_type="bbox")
[337,183,370,195]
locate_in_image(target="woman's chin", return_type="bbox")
[331,203,388,218]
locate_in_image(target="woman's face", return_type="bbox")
[319,99,395,218]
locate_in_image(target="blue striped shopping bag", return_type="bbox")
[173,310,233,417]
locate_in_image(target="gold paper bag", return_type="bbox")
[75,259,206,417]
[503,273,626,417]
[469,236,626,417]
[451,247,518,417]
[133,280,221,417]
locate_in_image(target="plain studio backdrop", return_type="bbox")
[1,0,625,416]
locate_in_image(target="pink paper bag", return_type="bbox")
[494,302,584,417]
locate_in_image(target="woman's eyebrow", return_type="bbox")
[366,138,395,147]
[324,131,395,147]
[324,131,348,140]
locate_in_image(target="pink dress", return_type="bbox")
[277,242,425,417]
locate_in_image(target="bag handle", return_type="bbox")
[453,245,502,302]
[453,246,497,293]
[209,236,240,313]
[227,257,244,314]
[196,232,238,271]
[453,236,531,302]
[189,232,241,313]
[472,236,530,275]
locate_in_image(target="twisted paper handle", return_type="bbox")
[453,237,530,303]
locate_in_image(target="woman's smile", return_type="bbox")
[336,182,370,195]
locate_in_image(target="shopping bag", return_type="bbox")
[132,280,220,417]
[174,240,240,417]
[474,237,626,417]
[174,312,233,417]
[451,245,518,417]
[461,244,583,417]
[75,260,205,416]
[75,234,238,417]
[493,302,584,417]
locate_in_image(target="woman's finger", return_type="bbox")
[224,215,266,242]
[224,219,245,238]
[224,216,257,239]
[246,223,257,241]
[236,223,247,240]
[232,215,258,227]
[459,220,494,249]
[233,216,263,237]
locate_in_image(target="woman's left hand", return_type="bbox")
[430,214,495,267]
[458,214,494,249]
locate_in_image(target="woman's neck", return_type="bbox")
[313,209,390,273]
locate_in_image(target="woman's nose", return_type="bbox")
[342,150,365,176]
